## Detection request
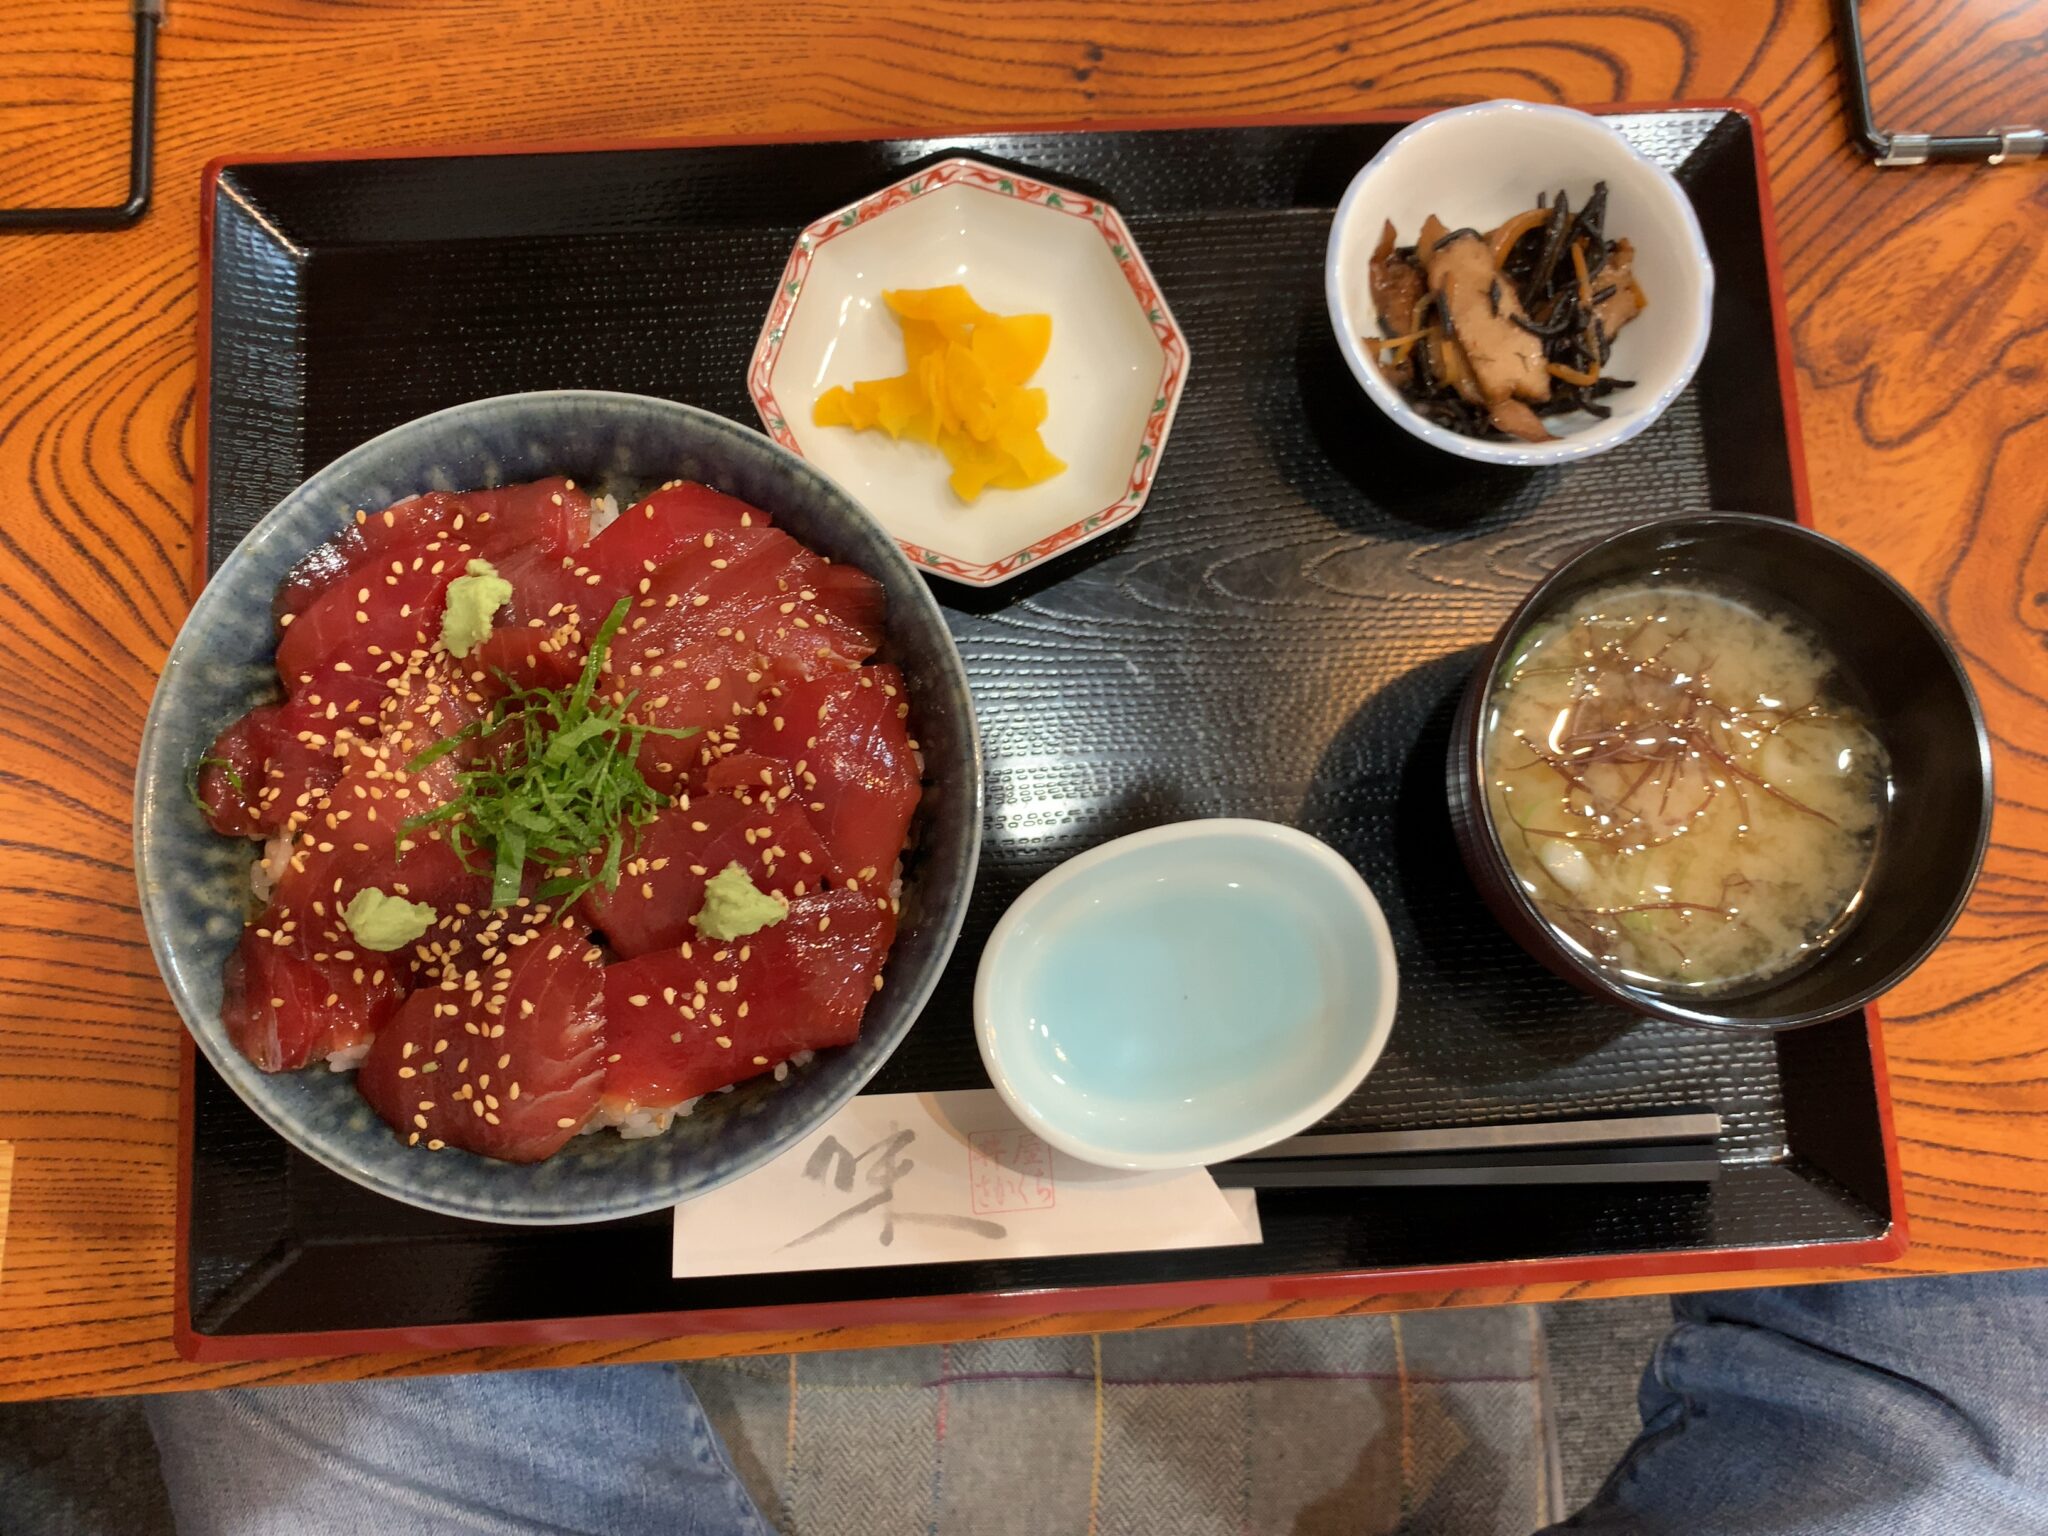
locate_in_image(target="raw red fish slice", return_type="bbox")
[292,664,389,738]
[196,699,333,838]
[273,493,466,622]
[276,558,456,688]
[467,542,595,693]
[808,560,887,641]
[703,751,797,799]
[221,919,409,1073]
[599,889,892,1112]
[266,663,494,923]
[630,522,793,643]
[740,886,897,1035]
[579,788,837,958]
[738,666,920,885]
[273,480,592,623]
[635,525,879,683]
[742,547,883,681]
[358,917,607,1161]
[597,525,798,786]
[458,478,592,563]
[597,500,879,685]
[579,482,766,592]
[603,521,883,784]
[609,624,766,736]
[195,711,272,837]
[609,641,768,797]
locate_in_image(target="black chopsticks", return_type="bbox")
[1213,1110,1723,1188]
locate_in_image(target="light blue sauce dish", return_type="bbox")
[974,820,1398,1170]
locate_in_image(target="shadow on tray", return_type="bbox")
[1282,310,1565,539]
[1303,648,1639,1085]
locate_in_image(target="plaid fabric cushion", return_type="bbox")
[685,1308,1561,1535]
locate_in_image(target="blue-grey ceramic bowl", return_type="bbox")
[136,391,982,1224]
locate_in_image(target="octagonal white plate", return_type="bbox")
[749,158,1189,587]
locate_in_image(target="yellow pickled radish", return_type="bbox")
[811,285,1065,503]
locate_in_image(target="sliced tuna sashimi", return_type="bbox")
[266,663,494,923]
[466,541,596,694]
[291,664,390,742]
[457,478,592,563]
[597,522,796,787]
[630,520,880,685]
[579,788,837,958]
[735,666,921,887]
[702,751,797,799]
[739,886,897,1041]
[272,478,591,623]
[808,560,886,642]
[275,557,459,688]
[599,888,892,1113]
[578,482,766,592]
[358,913,606,1161]
[195,696,345,838]
[601,520,884,786]
[273,492,468,623]
[221,919,409,1073]
[742,547,884,682]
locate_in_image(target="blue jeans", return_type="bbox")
[147,1270,2046,1535]
[1541,1269,2047,1534]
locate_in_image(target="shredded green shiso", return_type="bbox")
[405,598,697,909]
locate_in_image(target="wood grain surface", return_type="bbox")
[0,0,2042,1401]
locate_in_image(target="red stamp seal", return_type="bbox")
[967,1129,1057,1214]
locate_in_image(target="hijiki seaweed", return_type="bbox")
[1367,182,1649,443]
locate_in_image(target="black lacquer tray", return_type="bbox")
[181,107,1903,1358]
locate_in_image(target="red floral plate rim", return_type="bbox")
[747,156,1191,587]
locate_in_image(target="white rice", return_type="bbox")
[324,1041,371,1072]
[587,493,621,539]
[250,833,294,904]
[582,1096,702,1139]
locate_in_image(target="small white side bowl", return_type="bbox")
[1326,100,1714,466]
[974,820,1399,1170]
[751,158,1189,587]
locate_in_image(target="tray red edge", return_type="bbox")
[176,100,1907,1365]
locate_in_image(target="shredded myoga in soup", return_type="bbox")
[1482,583,1886,993]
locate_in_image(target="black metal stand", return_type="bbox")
[0,0,163,230]
[1834,0,2042,166]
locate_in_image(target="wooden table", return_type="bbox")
[0,0,2041,1401]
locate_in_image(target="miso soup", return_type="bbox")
[1482,583,1886,994]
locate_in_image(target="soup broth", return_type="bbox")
[1483,583,1886,994]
